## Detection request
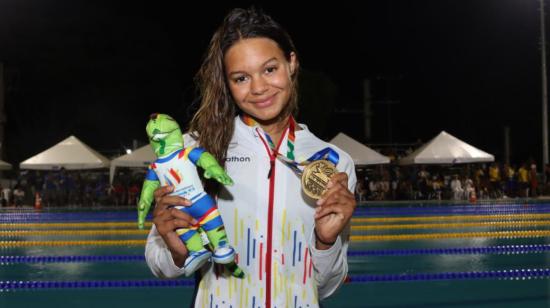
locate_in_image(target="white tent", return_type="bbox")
[329,132,390,165]
[0,160,12,170]
[20,135,110,170]
[109,145,155,183]
[399,131,494,165]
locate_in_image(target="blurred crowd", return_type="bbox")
[355,161,548,202]
[0,168,144,207]
[1,160,548,207]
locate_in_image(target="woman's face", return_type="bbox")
[224,37,296,124]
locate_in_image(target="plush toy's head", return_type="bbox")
[146,113,183,157]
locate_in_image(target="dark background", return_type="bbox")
[0,0,544,165]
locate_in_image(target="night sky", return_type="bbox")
[0,0,545,166]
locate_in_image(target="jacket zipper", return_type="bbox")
[257,127,288,308]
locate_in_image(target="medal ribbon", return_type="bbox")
[240,114,339,177]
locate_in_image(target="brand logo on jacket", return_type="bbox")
[225,156,252,163]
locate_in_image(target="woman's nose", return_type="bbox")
[250,77,268,95]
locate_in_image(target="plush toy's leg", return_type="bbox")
[190,195,244,278]
[176,229,211,277]
[203,226,243,278]
[201,211,232,258]
[201,210,244,278]
[174,207,212,277]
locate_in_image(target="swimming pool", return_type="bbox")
[2,201,550,307]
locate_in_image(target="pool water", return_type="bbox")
[1,202,550,307]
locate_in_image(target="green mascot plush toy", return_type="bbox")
[138,113,243,278]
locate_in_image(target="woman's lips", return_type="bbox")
[253,93,276,108]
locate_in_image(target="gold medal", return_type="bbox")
[301,160,337,199]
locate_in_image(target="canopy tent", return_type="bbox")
[0,160,12,170]
[109,145,155,183]
[20,136,110,170]
[329,132,390,165]
[398,131,494,165]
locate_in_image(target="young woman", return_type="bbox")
[145,7,357,308]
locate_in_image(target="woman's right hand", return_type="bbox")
[152,185,194,267]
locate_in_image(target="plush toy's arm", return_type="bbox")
[138,168,161,229]
[188,147,233,186]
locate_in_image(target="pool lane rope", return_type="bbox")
[352,213,550,223]
[0,240,146,247]
[0,222,153,229]
[2,268,550,290]
[2,213,549,229]
[4,204,550,223]
[4,244,550,264]
[0,255,145,263]
[3,229,550,246]
[351,220,550,231]
[351,230,550,241]
[2,222,549,236]
[346,268,550,283]
[348,244,550,256]
[354,208,550,217]
[0,230,149,237]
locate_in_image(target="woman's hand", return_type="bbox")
[152,185,194,267]
[314,172,357,250]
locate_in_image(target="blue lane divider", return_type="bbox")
[0,255,145,264]
[347,268,550,283]
[348,244,550,257]
[355,204,550,211]
[4,244,550,265]
[5,208,550,222]
[2,268,550,290]
[356,202,547,209]
[0,213,152,223]
[3,204,550,221]
[353,208,550,217]
[0,279,195,290]
[355,203,550,211]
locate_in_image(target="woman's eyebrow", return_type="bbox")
[228,57,278,76]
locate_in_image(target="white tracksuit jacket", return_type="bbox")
[145,116,357,308]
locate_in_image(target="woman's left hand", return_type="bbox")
[314,172,356,250]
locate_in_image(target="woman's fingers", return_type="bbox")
[168,208,198,225]
[153,207,197,236]
[313,171,357,241]
[314,202,345,220]
[317,173,349,205]
[156,195,191,209]
[152,185,191,217]
[154,185,174,201]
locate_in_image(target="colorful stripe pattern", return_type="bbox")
[240,114,296,161]
[197,203,316,308]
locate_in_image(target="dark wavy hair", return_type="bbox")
[190,7,300,195]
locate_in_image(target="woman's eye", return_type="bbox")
[234,76,247,83]
[265,66,277,74]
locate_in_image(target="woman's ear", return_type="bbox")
[289,52,298,75]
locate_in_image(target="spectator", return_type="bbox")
[355,179,367,202]
[13,185,25,207]
[2,185,12,207]
[518,163,529,197]
[431,175,443,200]
[464,176,475,200]
[127,182,140,206]
[450,175,464,200]
[488,163,501,198]
[530,162,538,197]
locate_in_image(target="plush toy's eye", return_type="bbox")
[149,113,159,120]
[151,133,168,141]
